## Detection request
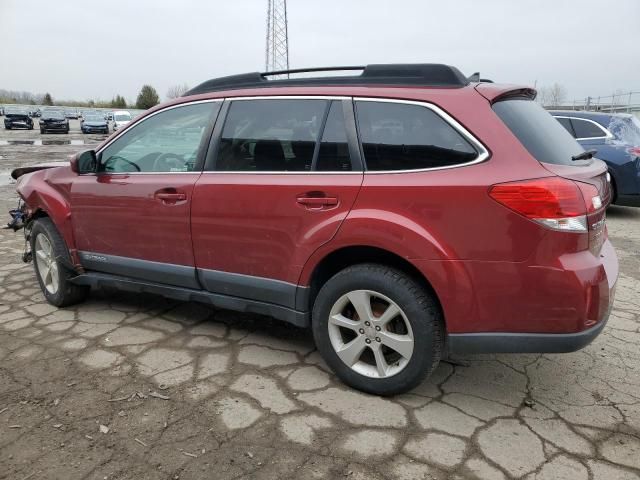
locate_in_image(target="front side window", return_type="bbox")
[99,102,218,173]
[355,101,478,171]
[216,99,327,172]
[571,118,608,139]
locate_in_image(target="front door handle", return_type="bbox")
[296,195,339,209]
[154,189,187,203]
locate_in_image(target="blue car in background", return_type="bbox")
[550,110,640,207]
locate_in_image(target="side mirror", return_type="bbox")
[71,150,98,174]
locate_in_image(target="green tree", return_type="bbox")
[135,85,160,109]
[43,93,53,106]
[113,95,127,108]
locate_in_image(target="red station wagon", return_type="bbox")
[11,64,618,395]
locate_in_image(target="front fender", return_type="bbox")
[17,167,78,265]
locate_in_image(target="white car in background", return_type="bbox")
[112,110,132,131]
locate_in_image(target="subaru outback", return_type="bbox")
[11,64,618,395]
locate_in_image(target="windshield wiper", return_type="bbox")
[571,149,597,161]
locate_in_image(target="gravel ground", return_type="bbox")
[0,120,639,480]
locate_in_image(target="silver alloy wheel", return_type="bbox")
[327,289,414,379]
[34,233,59,294]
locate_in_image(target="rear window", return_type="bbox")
[493,99,584,166]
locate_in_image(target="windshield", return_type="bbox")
[115,114,131,121]
[607,116,640,146]
[43,111,64,119]
[85,115,104,122]
[6,107,27,115]
[493,99,585,165]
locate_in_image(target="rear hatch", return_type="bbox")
[491,96,610,256]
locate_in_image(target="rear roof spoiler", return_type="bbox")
[474,83,537,103]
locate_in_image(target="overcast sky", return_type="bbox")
[1,0,638,104]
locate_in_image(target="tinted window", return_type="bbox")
[556,117,575,137]
[493,99,584,166]
[216,99,326,172]
[571,118,607,139]
[100,102,217,173]
[316,101,351,171]
[355,101,478,171]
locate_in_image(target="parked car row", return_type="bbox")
[2,106,133,135]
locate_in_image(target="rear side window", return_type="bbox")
[556,117,575,137]
[216,99,326,172]
[316,101,351,171]
[571,118,608,139]
[355,101,478,171]
[493,99,584,166]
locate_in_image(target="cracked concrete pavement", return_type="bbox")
[1,125,640,479]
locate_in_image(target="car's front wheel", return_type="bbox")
[312,263,444,396]
[31,218,89,307]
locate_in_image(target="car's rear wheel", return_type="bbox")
[312,263,443,396]
[31,218,89,307]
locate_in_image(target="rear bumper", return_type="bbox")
[416,238,618,351]
[448,297,613,354]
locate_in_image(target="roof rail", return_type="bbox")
[184,64,470,96]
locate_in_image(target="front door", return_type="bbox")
[71,100,221,288]
[191,98,363,307]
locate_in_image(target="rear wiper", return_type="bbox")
[571,149,597,161]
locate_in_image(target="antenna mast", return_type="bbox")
[265,0,289,76]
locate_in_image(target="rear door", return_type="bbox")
[191,97,363,307]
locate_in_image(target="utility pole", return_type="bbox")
[265,0,289,75]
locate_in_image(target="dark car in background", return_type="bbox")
[81,114,109,134]
[4,106,34,129]
[65,108,79,119]
[551,111,640,207]
[39,109,69,134]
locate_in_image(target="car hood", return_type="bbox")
[11,162,70,180]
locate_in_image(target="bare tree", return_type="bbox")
[538,83,567,107]
[166,83,190,99]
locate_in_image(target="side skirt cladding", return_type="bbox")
[74,252,310,327]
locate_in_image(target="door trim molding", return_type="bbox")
[78,251,200,289]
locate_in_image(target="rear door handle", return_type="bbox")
[296,196,339,209]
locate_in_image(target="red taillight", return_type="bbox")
[489,177,586,219]
[628,146,640,157]
[489,177,604,234]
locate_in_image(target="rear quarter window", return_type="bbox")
[355,100,479,171]
[493,99,584,166]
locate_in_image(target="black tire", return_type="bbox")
[29,124,33,130]
[312,263,443,396]
[30,218,89,307]
[5,125,10,130]
[40,128,44,134]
